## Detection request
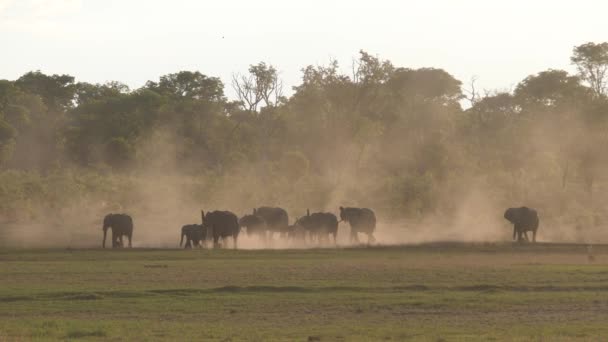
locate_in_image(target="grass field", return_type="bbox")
[1,243,608,341]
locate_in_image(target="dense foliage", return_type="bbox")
[1,43,607,230]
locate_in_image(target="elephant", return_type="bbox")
[504,207,540,243]
[102,213,133,248]
[202,210,240,249]
[239,214,267,243]
[254,207,290,239]
[287,223,307,242]
[339,207,376,244]
[180,224,205,249]
[294,209,338,245]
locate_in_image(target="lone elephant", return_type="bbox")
[180,224,205,249]
[504,207,539,243]
[339,207,376,244]
[102,213,133,248]
[202,210,240,249]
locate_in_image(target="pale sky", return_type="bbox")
[1,0,606,98]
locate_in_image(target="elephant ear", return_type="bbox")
[505,208,516,220]
[505,208,520,222]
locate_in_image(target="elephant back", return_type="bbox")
[255,207,289,231]
[104,213,133,233]
[340,207,376,233]
[205,211,240,237]
[504,207,539,229]
[308,212,338,233]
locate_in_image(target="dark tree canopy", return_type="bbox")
[0,44,607,223]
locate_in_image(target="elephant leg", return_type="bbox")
[516,230,522,243]
[128,234,132,248]
[233,235,238,250]
[111,231,118,248]
[185,239,192,249]
[213,236,220,249]
[513,226,517,241]
[523,231,529,242]
[532,230,537,243]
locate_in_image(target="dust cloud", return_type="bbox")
[2,70,608,249]
[3,141,608,249]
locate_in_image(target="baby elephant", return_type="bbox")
[180,224,205,249]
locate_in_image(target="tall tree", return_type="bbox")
[232,62,283,112]
[146,71,224,101]
[571,42,608,98]
[15,71,76,112]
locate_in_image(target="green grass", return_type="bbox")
[1,243,607,341]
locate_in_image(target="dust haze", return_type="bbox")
[2,47,608,248]
[3,120,606,249]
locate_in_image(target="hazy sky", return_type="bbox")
[1,0,606,98]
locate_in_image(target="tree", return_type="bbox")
[74,81,130,105]
[386,67,463,106]
[15,71,76,112]
[571,42,608,98]
[515,69,588,107]
[146,71,224,101]
[232,62,283,112]
[65,90,164,166]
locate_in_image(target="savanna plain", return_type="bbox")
[1,243,607,341]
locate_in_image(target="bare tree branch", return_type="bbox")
[463,76,479,107]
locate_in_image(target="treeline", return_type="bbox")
[0,43,607,229]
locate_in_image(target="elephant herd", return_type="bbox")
[101,205,541,249]
[102,206,377,249]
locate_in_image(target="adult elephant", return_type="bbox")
[339,207,376,244]
[202,210,240,249]
[239,214,267,243]
[180,224,205,249]
[102,213,133,248]
[504,207,540,243]
[294,209,338,245]
[254,207,290,238]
